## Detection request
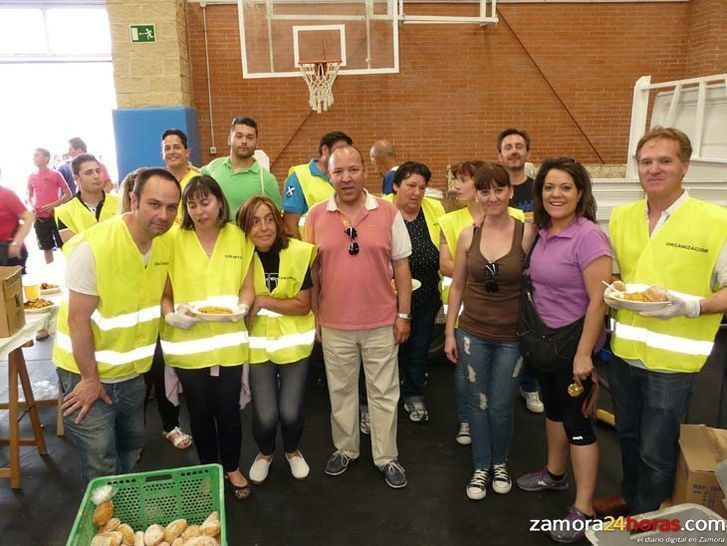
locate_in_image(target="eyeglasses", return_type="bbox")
[345,226,359,256]
[484,262,499,293]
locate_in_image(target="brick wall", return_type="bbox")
[686,0,727,78]
[187,2,695,192]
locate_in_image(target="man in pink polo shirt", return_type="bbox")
[27,147,72,263]
[305,145,413,489]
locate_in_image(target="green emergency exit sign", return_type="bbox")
[129,25,156,44]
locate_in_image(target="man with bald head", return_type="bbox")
[305,145,413,489]
[370,140,398,195]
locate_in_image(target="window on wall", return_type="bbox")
[0,6,111,60]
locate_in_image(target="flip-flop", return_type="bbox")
[162,427,192,449]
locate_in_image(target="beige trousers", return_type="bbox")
[321,325,400,467]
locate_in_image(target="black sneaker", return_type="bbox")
[324,450,352,476]
[491,463,512,494]
[466,468,490,500]
[379,460,407,489]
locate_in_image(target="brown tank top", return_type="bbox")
[459,220,525,341]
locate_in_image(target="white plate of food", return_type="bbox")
[189,304,244,322]
[606,282,670,312]
[391,279,422,293]
[24,298,58,314]
[40,282,62,295]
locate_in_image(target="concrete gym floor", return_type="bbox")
[1,330,725,545]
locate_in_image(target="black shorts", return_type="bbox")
[34,216,63,251]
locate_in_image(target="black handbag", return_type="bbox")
[517,234,584,373]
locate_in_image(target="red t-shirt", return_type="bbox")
[27,169,70,218]
[0,186,27,243]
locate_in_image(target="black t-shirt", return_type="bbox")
[56,192,106,231]
[256,247,313,293]
[510,177,534,215]
[404,209,441,311]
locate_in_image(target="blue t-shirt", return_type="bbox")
[282,159,330,215]
[382,168,397,195]
[58,162,77,195]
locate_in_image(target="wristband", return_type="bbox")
[397,312,412,321]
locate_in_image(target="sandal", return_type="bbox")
[162,427,192,450]
[225,475,252,500]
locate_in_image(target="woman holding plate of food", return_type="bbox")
[160,174,255,500]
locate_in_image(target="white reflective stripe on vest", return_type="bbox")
[442,276,453,288]
[90,305,161,331]
[160,331,249,356]
[257,308,283,318]
[611,320,713,357]
[56,332,156,366]
[249,330,316,352]
[298,215,306,228]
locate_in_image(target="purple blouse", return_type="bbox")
[530,217,612,329]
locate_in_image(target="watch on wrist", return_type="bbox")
[397,312,412,321]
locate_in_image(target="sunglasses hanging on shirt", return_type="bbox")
[484,262,499,293]
[345,226,359,256]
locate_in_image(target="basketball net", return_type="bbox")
[299,61,342,113]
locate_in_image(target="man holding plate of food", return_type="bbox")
[602,127,727,516]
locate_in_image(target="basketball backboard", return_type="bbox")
[237,0,399,78]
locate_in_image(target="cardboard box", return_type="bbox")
[0,266,24,338]
[671,424,727,517]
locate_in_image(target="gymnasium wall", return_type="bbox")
[185,1,723,192]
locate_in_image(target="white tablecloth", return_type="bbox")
[0,293,61,360]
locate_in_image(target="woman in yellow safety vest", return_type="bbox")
[160,175,255,500]
[236,196,316,485]
[387,162,444,423]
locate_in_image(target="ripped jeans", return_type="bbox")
[456,329,522,470]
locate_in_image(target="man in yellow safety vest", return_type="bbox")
[603,126,727,515]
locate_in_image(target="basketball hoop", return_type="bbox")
[299,61,342,114]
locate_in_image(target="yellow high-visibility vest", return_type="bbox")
[439,205,525,314]
[610,197,727,372]
[160,223,254,369]
[383,194,445,248]
[53,215,172,379]
[249,238,317,364]
[55,193,119,235]
[289,164,334,229]
[174,166,200,224]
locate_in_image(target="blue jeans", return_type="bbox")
[58,369,146,486]
[400,298,440,402]
[520,361,540,394]
[249,358,309,455]
[606,355,695,514]
[456,329,522,470]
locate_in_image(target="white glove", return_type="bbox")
[230,304,249,322]
[165,305,200,330]
[639,293,701,319]
[603,288,626,310]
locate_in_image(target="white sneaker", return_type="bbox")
[466,469,490,500]
[286,452,310,480]
[249,454,272,484]
[456,422,471,445]
[520,388,544,414]
[491,463,512,494]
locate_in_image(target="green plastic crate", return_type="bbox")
[67,464,227,546]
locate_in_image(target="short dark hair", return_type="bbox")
[635,126,692,163]
[133,167,181,201]
[451,160,485,180]
[532,157,597,229]
[496,128,531,153]
[319,131,353,156]
[180,175,230,230]
[36,148,51,160]
[71,153,99,175]
[68,137,87,152]
[162,129,188,149]
[474,163,511,191]
[230,116,258,135]
[392,161,431,193]
[236,195,289,252]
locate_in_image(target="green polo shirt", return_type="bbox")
[201,157,281,216]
